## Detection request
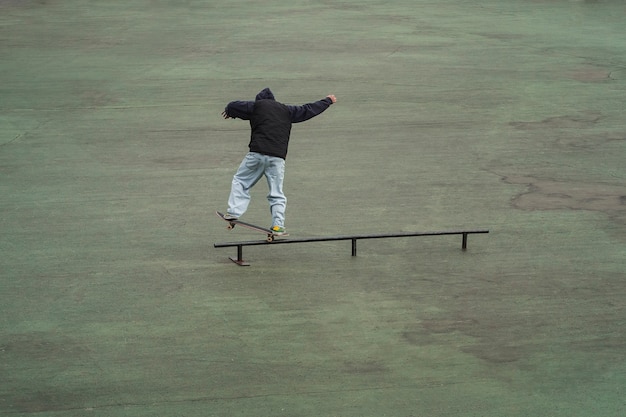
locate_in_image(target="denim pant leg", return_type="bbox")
[264,156,287,227]
[227,153,265,217]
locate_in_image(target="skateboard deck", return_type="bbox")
[216,211,288,242]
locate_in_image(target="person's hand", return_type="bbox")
[221,110,231,119]
[326,94,337,103]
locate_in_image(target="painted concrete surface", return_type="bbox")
[1,0,624,415]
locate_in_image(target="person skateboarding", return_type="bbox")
[221,88,337,235]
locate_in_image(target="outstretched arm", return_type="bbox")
[222,100,254,120]
[289,95,337,123]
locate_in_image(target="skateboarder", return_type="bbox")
[221,88,337,235]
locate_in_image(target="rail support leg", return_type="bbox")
[229,245,250,266]
[351,239,357,256]
[462,233,468,251]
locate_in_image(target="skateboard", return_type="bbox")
[216,211,288,242]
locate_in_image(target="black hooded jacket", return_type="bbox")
[224,88,333,159]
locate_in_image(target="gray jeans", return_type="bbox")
[227,152,286,227]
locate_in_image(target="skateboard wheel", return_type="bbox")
[227,223,235,230]
[267,235,274,242]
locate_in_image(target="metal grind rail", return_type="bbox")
[214,229,489,266]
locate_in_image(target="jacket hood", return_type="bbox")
[255,88,275,101]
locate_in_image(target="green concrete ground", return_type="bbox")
[1,0,625,415]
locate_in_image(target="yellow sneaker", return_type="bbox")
[271,226,288,236]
